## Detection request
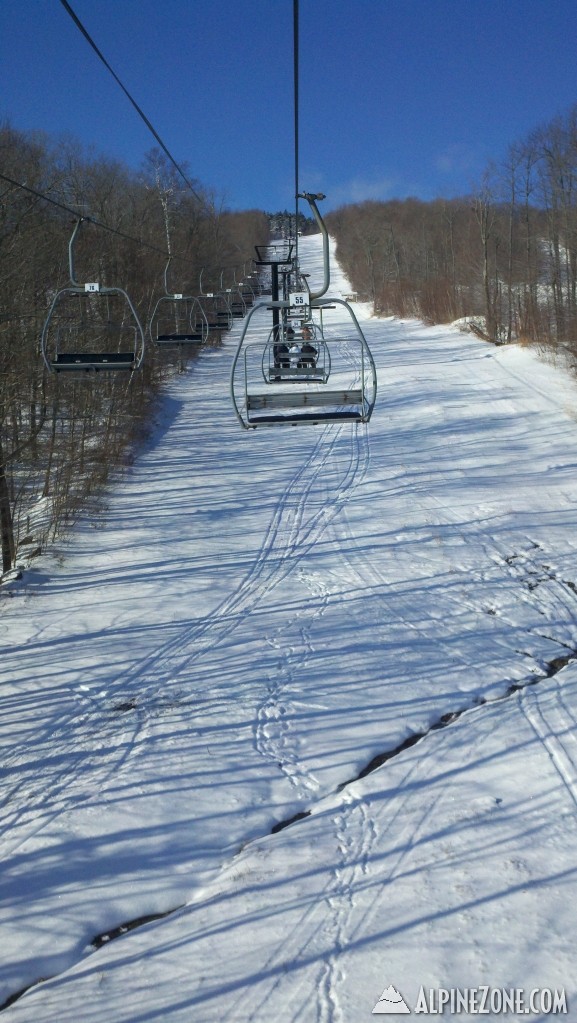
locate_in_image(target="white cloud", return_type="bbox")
[435,141,482,176]
[326,174,397,206]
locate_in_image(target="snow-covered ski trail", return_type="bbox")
[5,236,577,1020]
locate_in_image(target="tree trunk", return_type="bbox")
[0,435,16,574]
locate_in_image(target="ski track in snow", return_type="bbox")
[521,675,577,812]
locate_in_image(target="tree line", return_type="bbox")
[326,104,577,354]
[0,122,269,576]
[268,210,318,238]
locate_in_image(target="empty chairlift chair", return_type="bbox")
[227,288,247,319]
[151,258,208,346]
[41,219,145,374]
[197,270,233,334]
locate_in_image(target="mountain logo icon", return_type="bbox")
[372,984,411,1013]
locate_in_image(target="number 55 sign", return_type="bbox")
[289,291,308,317]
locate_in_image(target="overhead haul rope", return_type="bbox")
[0,171,169,256]
[0,172,249,278]
[293,0,300,267]
[58,0,208,210]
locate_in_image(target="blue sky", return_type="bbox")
[1,0,577,213]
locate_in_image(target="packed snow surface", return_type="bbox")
[2,235,577,1021]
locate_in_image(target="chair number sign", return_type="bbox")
[289,291,308,318]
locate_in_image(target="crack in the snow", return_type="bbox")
[0,981,49,1014]
[89,907,185,950]
[0,907,187,1013]
[271,809,311,833]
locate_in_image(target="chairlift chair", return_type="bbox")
[240,281,255,306]
[204,292,233,332]
[152,296,207,345]
[230,297,376,428]
[230,193,377,428]
[41,219,145,374]
[197,268,233,333]
[150,259,207,346]
[226,288,247,319]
